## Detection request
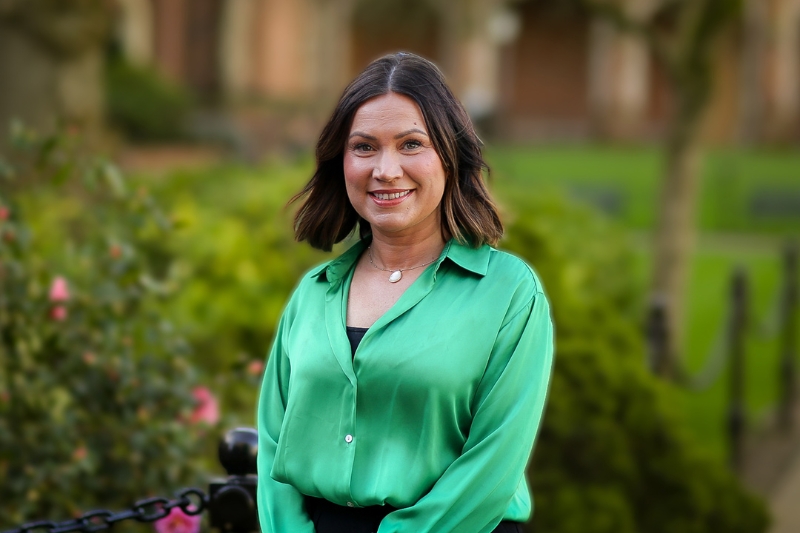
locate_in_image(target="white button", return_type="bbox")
[346,502,354,508]
[344,434,353,443]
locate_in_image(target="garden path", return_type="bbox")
[740,400,800,533]
[769,449,800,533]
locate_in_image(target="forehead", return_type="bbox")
[350,92,427,133]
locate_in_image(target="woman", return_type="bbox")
[256,52,553,533]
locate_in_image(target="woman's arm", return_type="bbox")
[377,290,554,533]
[256,313,316,533]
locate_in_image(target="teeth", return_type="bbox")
[374,191,411,200]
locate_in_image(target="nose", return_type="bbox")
[372,150,403,182]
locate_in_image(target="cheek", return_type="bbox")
[342,157,367,213]
[342,154,354,183]
[419,159,447,199]
[343,155,370,187]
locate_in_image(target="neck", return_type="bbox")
[368,231,446,270]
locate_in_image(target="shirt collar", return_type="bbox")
[442,239,491,276]
[311,239,367,283]
[312,237,492,284]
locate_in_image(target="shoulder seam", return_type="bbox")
[490,248,541,292]
[499,290,545,331]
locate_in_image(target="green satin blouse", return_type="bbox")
[256,238,554,533]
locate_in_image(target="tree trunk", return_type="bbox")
[651,94,705,378]
[738,0,767,144]
[580,0,739,378]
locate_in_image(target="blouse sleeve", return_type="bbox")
[256,312,316,533]
[377,290,554,533]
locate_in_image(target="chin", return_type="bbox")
[366,215,410,232]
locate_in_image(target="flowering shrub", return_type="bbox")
[0,126,214,526]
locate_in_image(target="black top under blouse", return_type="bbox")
[345,326,368,357]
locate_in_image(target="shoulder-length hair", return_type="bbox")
[292,52,503,251]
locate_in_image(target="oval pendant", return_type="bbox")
[388,270,402,283]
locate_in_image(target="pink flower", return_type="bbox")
[72,446,87,461]
[153,507,201,533]
[246,360,264,376]
[189,386,219,425]
[49,276,70,302]
[0,206,8,221]
[50,305,68,321]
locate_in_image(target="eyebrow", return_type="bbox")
[348,128,429,140]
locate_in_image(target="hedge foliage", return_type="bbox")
[0,128,212,527]
[138,162,331,416]
[105,59,193,143]
[501,195,769,533]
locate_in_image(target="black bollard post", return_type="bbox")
[645,294,671,376]
[778,242,798,431]
[208,428,259,533]
[728,268,748,471]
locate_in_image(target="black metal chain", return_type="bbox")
[3,488,208,533]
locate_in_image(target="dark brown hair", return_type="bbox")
[292,52,503,251]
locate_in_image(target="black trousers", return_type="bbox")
[305,497,524,533]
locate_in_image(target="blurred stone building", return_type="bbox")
[114,0,800,145]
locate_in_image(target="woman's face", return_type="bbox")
[344,92,446,243]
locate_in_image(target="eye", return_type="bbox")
[402,140,422,150]
[351,142,374,153]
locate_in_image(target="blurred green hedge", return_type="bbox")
[0,129,211,527]
[105,59,193,143]
[136,161,331,417]
[501,196,769,533]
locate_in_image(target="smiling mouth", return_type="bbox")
[371,190,411,200]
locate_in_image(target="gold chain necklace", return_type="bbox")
[367,246,437,283]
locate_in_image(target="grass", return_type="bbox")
[486,145,800,235]
[486,144,800,463]
[636,236,793,461]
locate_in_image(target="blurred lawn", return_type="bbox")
[636,237,790,461]
[487,145,800,235]
[486,145,800,462]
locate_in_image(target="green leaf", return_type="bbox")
[9,119,35,148]
[102,162,127,198]
[0,158,16,181]
[51,163,73,186]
